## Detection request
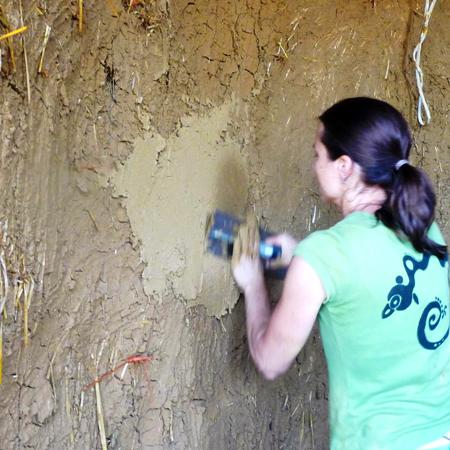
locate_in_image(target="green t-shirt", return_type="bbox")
[294,211,450,450]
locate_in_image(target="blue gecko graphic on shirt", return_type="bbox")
[381,252,449,350]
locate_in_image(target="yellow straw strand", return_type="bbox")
[23,287,29,346]
[38,25,51,74]
[18,1,31,105]
[22,278,34,346]
[79,0,83,33]
[95,383,107,450]
[0,25,27,42]
[8,37,16,71]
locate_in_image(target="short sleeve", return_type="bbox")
[294,230,348,303]
[428,222,447,247]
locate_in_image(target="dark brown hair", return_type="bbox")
[319,97,446,259]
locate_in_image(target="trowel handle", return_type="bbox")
[259,242,282,260]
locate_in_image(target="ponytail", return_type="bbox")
[319,97,447,260]
[375,163,447,259]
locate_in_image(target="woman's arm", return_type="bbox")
[234,254,326,380]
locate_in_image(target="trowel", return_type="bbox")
[206,209,287,278]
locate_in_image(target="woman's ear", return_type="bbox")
[336,155,354,181]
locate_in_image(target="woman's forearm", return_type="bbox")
[244,280,274,378]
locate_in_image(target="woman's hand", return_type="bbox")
[231,213,264,292]
[232,253,264,293]
[264,233,298,268]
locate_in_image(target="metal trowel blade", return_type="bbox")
[205,209,241,259]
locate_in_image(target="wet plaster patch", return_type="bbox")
[113,102,248,316]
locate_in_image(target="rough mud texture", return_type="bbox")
[0,1,448,449]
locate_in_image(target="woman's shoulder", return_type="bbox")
[428,221,446,246]
[297,216,447,260]
[294,212,392,258]
[304,212,377,241]
[294,221,348,258]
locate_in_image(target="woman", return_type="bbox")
[232,97,450,450]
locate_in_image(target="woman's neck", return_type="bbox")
[341,185,386,217]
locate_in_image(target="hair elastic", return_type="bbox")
[395,159,409,171]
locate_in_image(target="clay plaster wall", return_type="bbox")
[0,1,448,449]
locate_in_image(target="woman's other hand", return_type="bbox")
[264,233,298,268]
